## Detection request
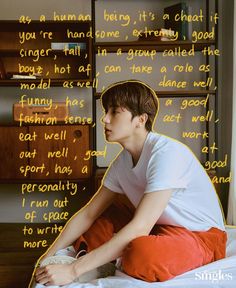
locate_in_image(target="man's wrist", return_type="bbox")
[71,259,83,279]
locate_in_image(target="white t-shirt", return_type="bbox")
[103,132,225,232]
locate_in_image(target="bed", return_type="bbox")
[33,225,236,288]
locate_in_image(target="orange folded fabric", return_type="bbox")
[74,201,226,282]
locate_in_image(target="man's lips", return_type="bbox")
[105,128,112,133]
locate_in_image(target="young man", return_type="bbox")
[35,80,226,286]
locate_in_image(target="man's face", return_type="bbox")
[102,106,139,144]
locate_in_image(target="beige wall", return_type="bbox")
[0,0,90,20]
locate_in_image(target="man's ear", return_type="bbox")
[138,113,148,127]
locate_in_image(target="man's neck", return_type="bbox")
[123,130,149,167]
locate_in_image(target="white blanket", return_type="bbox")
[33,226,236,288]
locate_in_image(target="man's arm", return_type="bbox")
[35,189,172,286]
[39,186,117,261]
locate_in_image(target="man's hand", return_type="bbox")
[35,263,77,286]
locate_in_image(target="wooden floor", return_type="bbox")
[0,223,60,288]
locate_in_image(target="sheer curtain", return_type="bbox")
[227,1,236,225]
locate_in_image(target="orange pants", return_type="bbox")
[74,201,227,282]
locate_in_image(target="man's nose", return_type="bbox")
[102,113,110,123]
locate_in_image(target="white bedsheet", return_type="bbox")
[33,226,236,288]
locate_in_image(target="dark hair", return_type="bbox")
[101,80,159,131]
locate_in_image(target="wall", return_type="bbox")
[217,0,234,212]
[0,0,90,20]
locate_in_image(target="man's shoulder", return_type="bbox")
[149,132,195,160]
[148,132,178,151]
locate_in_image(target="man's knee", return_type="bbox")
[121,232,213,282]
[122,235,160,281]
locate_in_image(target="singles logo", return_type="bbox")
[195,270,233,283]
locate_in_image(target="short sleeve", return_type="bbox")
[102,160,124,194]
[145,142,191,192]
